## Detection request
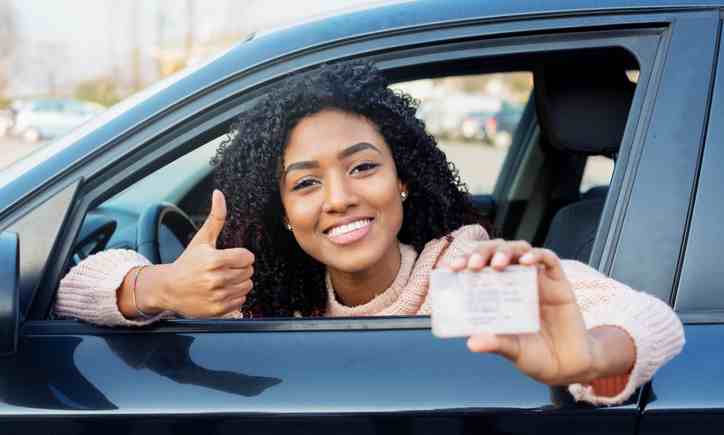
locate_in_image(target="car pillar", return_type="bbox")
[0,232,19,356]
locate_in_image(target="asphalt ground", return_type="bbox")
[0,137,47,171]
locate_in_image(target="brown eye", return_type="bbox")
[292,178,319,191]
[350,162,379,175]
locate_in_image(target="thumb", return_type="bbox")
[467,333,521,363]
[190,189,227,248]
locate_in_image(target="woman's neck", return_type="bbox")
[328,242,402,307]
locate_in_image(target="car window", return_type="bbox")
[87,137,221,258]
[391,72,532,194]
[580,156,614,195]
[58,42,648,325]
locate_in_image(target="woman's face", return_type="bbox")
[280,109,406,274]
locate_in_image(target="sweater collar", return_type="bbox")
[325,243,417,317]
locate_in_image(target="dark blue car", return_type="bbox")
[1,1,722,433]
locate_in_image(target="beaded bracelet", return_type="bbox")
[131,265,155,319]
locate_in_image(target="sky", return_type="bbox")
[6,0,380,96]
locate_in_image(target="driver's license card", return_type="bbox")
[430,265,540,338]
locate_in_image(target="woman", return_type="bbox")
[56,61,684,406]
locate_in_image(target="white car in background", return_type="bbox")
[417,94,500,139]
[11,99,105,143]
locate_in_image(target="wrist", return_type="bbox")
[135,264,172,315]
[586,329,632,397]
[581,330,607,384]
[584,326,635,384]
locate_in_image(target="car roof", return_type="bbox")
[1,0,721,210]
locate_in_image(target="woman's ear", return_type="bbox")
[398,180,407,196]
[398,181,409,203]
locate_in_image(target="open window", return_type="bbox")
[385,47,639,254]
[50,29,653,327]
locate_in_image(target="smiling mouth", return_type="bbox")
[325,218,373,245]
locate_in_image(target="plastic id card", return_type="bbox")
[430,265,540,338]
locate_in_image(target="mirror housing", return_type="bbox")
[0,232,19,356]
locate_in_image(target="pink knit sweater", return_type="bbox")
[55,224,684,406]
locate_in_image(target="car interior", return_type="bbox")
[63,47,638,318]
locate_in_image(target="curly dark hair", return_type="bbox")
[212,60,485,318]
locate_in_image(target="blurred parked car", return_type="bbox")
[460,110,497,141]
[491,101,524,147]
[10,98,105,143]
[460,102,525,147]
[418,95,500,139]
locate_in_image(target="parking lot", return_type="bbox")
[0,137,46,170]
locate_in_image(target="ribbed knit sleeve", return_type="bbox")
[562,260,685,405]
[54,249,173,327]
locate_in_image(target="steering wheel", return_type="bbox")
[71,214,117,267]
[137,202,198,264]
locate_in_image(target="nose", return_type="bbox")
[322,172,358,213]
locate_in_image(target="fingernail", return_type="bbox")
[450,257,466,269]
[469,253,484,268]
[492,251,507,266]
[467,333,493,352]
[520,252,533,263]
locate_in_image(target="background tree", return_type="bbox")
[74,77,120,107]
[0,0,17,107]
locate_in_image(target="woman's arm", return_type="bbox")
[587,325,635,395]
[117,264,173,319]
[562,259,684,405]
[442,236,684,405]
[55,190,255,326]
[54,249,169,327]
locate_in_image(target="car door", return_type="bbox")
[636,14,724,435]
[1,8,716,435]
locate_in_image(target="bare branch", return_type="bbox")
[0,0,17,98]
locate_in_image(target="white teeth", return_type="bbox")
[328,219,371,237]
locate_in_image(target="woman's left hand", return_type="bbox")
[447,240,602,386]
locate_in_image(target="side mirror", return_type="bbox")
[0,232,19,356]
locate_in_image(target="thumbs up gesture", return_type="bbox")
[149,189,255,318]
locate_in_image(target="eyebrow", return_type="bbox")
[283,142,381,176]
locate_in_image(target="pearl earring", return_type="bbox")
[400,191,408,202]
[285,222,293,231]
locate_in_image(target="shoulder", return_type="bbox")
[560,259,608,282]
[420,224,489,268]
[451,224,489,242]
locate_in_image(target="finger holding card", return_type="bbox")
[447,239,535,272]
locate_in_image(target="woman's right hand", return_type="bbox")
[134,190,255,318]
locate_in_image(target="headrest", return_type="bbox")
[534,57,635,156]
